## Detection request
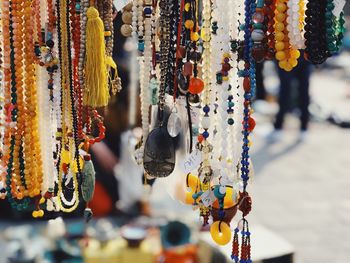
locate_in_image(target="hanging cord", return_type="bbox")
[173,0,185,102]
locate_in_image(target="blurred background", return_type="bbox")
[1,2,350,263]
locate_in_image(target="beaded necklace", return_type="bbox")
[265,0,276,60]
[231,0,256,261]
[0,0,12,201]
[251,0,268,63]
[56,0,81,212]
[23,0,44,201]
[325,0,345,55]
[287,0,306,49]
[275,0,301,71]
[0,5,6,199]
[304,0,328,64]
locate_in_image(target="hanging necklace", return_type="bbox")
[275,0,300,71]
[304,0,329,64]
[143,0,176,178]
[287,0,306,49]
[325,0,345,55]
[265,0,276,60]
[135,0,153,164]
[56,0,81,213]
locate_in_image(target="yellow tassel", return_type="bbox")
[84,7,109,108]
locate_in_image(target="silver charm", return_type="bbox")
[167,107,182,138]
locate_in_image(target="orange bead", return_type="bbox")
[188,77,204,94]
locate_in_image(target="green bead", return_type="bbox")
[228,101,235,107]
[253,23,264,30]
[228,118,234,125]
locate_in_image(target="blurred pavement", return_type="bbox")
[249,68,350,263]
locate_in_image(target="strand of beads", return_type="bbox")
[56,0,80,213]
[12,0,29,201]
[251,0,268,63]
[325,0,345,55]
[287,0,305,49]
[104,0,114,57]
[0,3,7,199]
[193,0,212,225]
[264,0,276,60]
[78,0,88,120]
[70,0,84,139]
[304,0,328,64]
[23,0,44,201]
[275,0,300,71]
[0,0,12,200]
[34,0,43,46]
[6,0,32,210]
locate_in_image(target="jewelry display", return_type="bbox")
[0,0,346,257]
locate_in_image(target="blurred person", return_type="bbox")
[269,53,312,141]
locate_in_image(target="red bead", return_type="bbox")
[248,117,256,132]
[198,134,204,143]
[188,77,204,94]
[243,77,251,92]
[222,62,231,71]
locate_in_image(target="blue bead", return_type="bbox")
[138,41,145,52]
[203,105,210,113]
[75,3,81,10]
[144,7,152,15]
[203,130,209,138]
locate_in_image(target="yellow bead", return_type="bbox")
[185,3,191,12]
[275,42,285,51]
[284,64,293,72]
[210,221,232,246]
[190,31,200,42]
[275,22,285,32]
[37,210,44,217]
[32,210,38,218]
[290,49,301,59]
[276,3,287,12]
[39,197,46,204]
[275,13,286,22]
[279,60,288,69]
[276,51,286,61]
[185,20,194,30]
[104,31,112,37]
[288,58,298,67]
